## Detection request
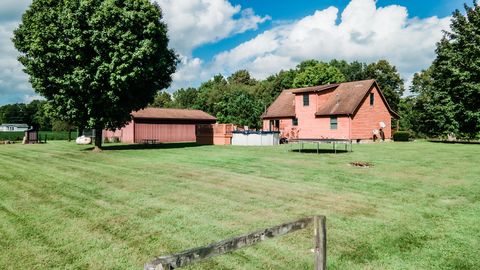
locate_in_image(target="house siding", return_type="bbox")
[103,115,215,144]
[295,115,351,139]
[351,85,392,140]
[103,121,134,143]
[294,90,351,139]
[134,123,196,143]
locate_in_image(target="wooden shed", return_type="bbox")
[103,108,216,144]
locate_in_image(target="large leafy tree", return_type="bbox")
[293,62,345,88]
[13,0,177,149]
[329,59,368,81]
[365,60,404,112]
[0,104,27,124]
[0,101,53,130]
[214,86,264,129]
[227,70,257,86]
[171,87,198,109]
[194,75,228,113]
[408,66,459,138]
[428,2,480,138]
[25,100,52,130]
[256,69,297,105]
[150,91,172,108]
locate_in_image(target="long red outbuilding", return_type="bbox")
[103,108,216,144]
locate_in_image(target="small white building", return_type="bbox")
[0,124,29,132]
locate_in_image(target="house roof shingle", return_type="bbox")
[262,79,399,119]
[261,90,296,119]
[132,108,216,121]
[315,80,375,116]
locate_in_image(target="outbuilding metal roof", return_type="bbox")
[132,108,217,121]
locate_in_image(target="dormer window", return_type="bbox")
[303,94,309,106]
[330,116,338,130]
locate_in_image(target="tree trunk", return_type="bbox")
[93,125,103,151]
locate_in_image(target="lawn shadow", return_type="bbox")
[428,139,480,145]
[81,142,203,151]
[290,149,350,154]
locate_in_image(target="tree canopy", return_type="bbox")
[292,61,345,88]
[13,0,177,149]
[0,100,78,132]
[404,2,480,138]
[150,91,173,108]
[364,60,405,112]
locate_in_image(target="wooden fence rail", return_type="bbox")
[144,215,326,270]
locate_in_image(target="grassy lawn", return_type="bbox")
[0,141,479,269]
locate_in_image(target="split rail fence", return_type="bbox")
[145,215,327,270]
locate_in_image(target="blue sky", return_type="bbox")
[193,0,464,59]
[0,0,468,105]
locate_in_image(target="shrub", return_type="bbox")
[0,132,25,141]
[39,131,73,141]
[0,131,75,141]
[393,131,411,142]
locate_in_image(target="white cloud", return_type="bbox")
[0,21,35,105]
[0,0,31,23]
[0,0,270,103]
[155,0,270,91]
[0,0,452,102]
[154,0,270,56]
[0,0,36,105]
[182,0,450,89]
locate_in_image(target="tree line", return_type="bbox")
[0,100,74,132]
[1,57,405,132]
[150,59,404,129]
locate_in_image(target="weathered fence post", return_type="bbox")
[145,216,326,270]
[314,215,327,270]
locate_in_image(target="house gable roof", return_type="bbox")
[261,90,296,119]
[262,79,399,119]
[132,108,217,121]
[315,80,399,118]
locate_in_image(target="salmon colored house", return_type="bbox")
[261,80,399,142]
[103,108,216,143]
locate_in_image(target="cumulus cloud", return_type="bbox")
[0,0,452,103]
[0,0,31,22]
[183,0,450,88]
[154,0,270,56]
[0,0,269,103]
[0,0,35,105]
[0,21,36,105]
[154,0,270,91]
